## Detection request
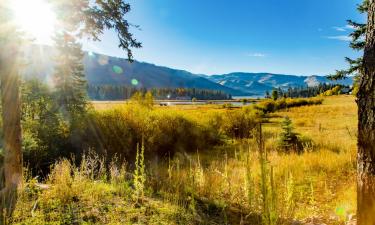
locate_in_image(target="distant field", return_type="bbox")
[91,99,260,110]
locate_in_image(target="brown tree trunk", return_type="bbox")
[357,1,375,224]
[0,43,23,221]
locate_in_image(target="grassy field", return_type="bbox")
[91,99,260,111]
[148,95,357,224]
[12,95,357,224]
[263,95,356,221]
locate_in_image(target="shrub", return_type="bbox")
[221,107,263,139]
[130,91,154,108]
[254,98,323,113]
[222,103,233,109]
[321,85,342,96]
[81,104,223,162]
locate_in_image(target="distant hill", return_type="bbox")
[23,45,249,96]
[23,45,353,97]
[206,72,353,96]
[83,54,248,96]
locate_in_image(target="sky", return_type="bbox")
[83,0,365,76]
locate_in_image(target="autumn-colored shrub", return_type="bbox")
[254,98,323,113]
[81,104,224,161]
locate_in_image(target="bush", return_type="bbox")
[80,102,265,161]
[321,85,342,96]
[254,98,323,113]
[222,103,233,109]
[221,108,263,139]
[81,104,223,161]
[130,91,154,108]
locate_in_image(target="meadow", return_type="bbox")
[11,95,356,225]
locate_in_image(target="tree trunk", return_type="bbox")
[357,1,375,224]
[0,43,23,221]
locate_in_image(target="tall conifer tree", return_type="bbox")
[53,33,87,124]
[331,1,375,223]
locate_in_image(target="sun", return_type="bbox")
[10,0,57,44]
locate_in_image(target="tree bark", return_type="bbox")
[0,42,23,221]
[357,1,375,224]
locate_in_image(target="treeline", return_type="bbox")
[266,83,350,99]
[87,85,232,100]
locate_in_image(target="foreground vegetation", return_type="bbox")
[8,95,356,224]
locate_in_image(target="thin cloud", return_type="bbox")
[345,24,355,30]
[332,25,355,32]
[326,35,351,42]
[333,26,346,32]
[246,53,266,57]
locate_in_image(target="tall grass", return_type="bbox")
[147,96,356,224]
[133,142,146,203]
[11,151,195,224]
[9,96,356,224]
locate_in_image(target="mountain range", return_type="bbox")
[24,45,353,97]
[206,73,352,96]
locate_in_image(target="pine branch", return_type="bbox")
[350,41,366,50]
[327,70,351,80]
[329,1,367,80]
[357,0,369,13]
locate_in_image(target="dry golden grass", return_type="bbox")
[267,95,357,220]
[267,95,357,153]
[13,95,357,224]
[151,95,357,224]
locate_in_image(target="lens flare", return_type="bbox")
[88,51,96,58]
[131,79,139,86]
[98,55,109,65]
[112,65,123,74]
[335,206,346,217]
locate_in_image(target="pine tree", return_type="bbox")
[53,33,87,124]
[271,89,278,101]
[0,0,141,219]
[0,3,24,219]
[331,1,375,223]
[327,1,367,81]
[357,1,375,223]
[278,117,301,153]
[265,91,270,99]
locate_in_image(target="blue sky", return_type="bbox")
[83,0,365,76]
